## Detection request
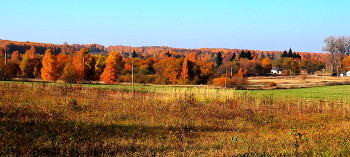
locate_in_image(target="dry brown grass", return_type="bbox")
[248,75,350,85]
[1,82,350,156]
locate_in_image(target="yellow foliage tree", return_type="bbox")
[261,57,272,75]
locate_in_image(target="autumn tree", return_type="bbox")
[281,57,302,75]
[56,53,70,78]
[180,59,189,80]
[153,58,183,84]
[186,52,197,63]
[232,68,249,85]
[84,53,96,81]
[165,58,183,84]
[196,59,215,84]
[217,61,240,78]
[302,58,325,74]
[322,36,350,75]
[261,57,272,75]
[342,55,350,71]
[0,50,5,80]
[5,60,20,79]
[72,48,88,80]
[19,46,42,78]
[248,59,263,76]
[19,52,31,77]
[94,53,106,80]
[27,46,37,59]
[100,51,123,84]
[60,61,79,83]
[41,49,57,81]
[11,50,21,63]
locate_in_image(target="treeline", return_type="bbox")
[0,39,332,86]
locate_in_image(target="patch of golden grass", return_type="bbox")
[1,82,350,156]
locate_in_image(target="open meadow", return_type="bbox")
[1,81,350,156]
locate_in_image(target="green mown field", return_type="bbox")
[1,81,350,156]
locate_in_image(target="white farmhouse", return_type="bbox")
[346,71,350,76]
[271,69,282,75]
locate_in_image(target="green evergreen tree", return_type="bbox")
[131,50,138,58]
[239,50,245,59]
[288,48,293,57]
[216,52,223,68]
[229,53,236,61]
[165,51,171,57]
[246,50,253,60]
[281,50,288,58]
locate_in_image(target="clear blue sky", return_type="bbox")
[1,0,349,53]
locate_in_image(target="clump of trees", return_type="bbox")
[0,39,335,86]
[322,36,350,76]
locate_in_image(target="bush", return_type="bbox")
[212,77,233,87]
[267,82,277,87]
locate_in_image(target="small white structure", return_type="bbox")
[346,71,350,76]
[271,69,282,75]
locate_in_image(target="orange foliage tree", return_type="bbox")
[232,68,249,85]
[196,60,215,84]
[165,58,183,84]
[261,57,272,75]
[100,51,123,84]
[28,46,37,59]
[342,55,350,71]
[41,49,57,82]
[56,53,70,78]
[181,59,189,79]
[11,50,21,63]
[72,48,88,80]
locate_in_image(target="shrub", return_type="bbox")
[267,82,277,87]
[212,77,233,87]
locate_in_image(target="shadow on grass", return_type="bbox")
[0,106,242,156]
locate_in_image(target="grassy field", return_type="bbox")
[1,81,350,156]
